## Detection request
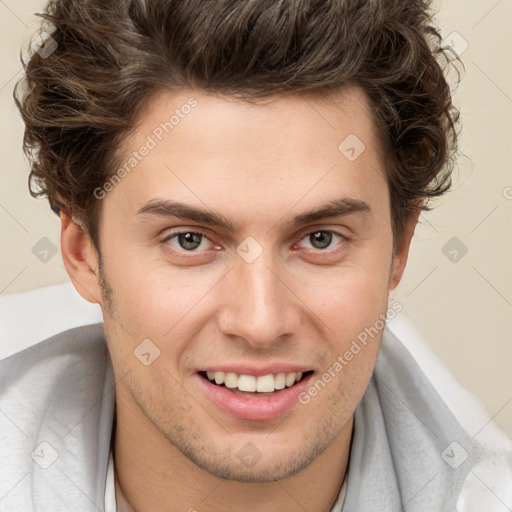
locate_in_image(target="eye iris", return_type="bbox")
[175,232,335,251]
[178,232,202,250]
[310,231,332,249]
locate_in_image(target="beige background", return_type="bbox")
[1,0,511,438]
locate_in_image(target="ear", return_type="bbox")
[389,208,421,291]
[60,210,102,304]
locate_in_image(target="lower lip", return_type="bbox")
[196,373,314,421]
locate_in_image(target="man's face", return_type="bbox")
[94,86,402,482]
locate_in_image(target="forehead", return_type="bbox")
[105,86,389,228]
[134,85,383,156]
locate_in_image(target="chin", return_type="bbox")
[168,425,335,483]
[193,450,317,483]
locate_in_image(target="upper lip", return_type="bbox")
[198,364,313,377]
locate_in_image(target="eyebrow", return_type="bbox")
[135,197,371,229]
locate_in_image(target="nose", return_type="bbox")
[216,252,301,349]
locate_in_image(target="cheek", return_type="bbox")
[298,257,391,396]
[103,252,225,341]
[303,261,391,333]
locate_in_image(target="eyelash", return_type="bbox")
[161,228,350,259]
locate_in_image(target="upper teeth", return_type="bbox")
[206,371,303,392]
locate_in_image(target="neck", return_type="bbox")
[113,397,352,512]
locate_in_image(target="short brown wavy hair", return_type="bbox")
[14,0,460,254]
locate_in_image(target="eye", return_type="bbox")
[164,231,215,252]
[299,230,345,251]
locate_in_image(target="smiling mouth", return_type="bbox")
[198,370,313,396]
